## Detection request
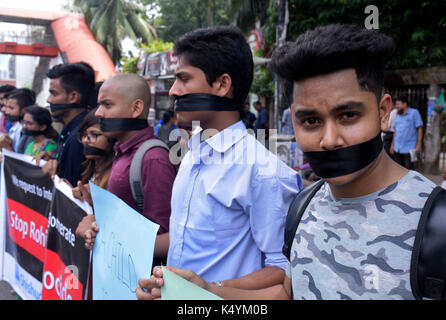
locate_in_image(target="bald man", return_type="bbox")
[75,73,176,266]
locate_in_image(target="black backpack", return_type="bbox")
[129,138,170,213]
[283,180,446,300]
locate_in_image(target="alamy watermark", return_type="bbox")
[364,5,379,29]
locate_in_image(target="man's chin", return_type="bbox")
[322,160,376,188]
[323,173,358,187]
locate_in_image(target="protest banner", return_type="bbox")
[0,150,53,300]
[41,178,93,300]
[90,182,159,300]
[0,149,92,300]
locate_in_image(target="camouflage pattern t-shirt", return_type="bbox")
[286,170,436,300]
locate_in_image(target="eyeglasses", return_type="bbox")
[77,131,103,143]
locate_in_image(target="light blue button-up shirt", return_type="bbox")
[9,121,23,152]
[167,121,302,282]
[393,107,423,154]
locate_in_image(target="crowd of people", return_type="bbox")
[0,22,445,300]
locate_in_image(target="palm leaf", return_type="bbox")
[93,5,113,45]
[127,11,157,42]
[89,5,107,35]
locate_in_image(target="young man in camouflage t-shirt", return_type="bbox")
[134,24,437,300]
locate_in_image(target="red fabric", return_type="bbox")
[51,16,117,81]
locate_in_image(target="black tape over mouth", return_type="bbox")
[99,118,149,132]
[174,93,241,112]
[303,132,383,179]
[83,144,107,156]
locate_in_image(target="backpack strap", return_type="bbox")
[283,179,324,261]
[129,138,169,213]
[410,186,446,300]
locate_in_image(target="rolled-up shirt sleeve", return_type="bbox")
[248,166,301,271]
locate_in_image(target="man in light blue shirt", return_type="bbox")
[391,96,423,170]
[281,107,294,135]
[168,120,301,282]
[136,26,301,299]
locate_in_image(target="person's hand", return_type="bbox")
[136,266,208,300]
[416,144,421,154]
[0,134,13,151]
[34,151,53,166]
[72,181,92,206]
[75,215,99,250]
[41,159,58,178]
[136,266,164,300]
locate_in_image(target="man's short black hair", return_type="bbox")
[47,62,95,105]
[8,88,36,109]
[395,96,408,105]
[0,85,16,96]
[269,24,395,104]
[173,26,253,106]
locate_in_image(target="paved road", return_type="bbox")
[0,280,17,300]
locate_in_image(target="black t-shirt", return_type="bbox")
[55,111,87,186]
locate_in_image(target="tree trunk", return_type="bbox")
[423,84,442,173]
[32,57,51,97]
[31,26,53,97]
[273,0,288,130]
[206,0,214,26]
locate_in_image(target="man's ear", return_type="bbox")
[68,91,81,104]
[213,73,232,98]
[131,99,145,118]
[379,93,392,131]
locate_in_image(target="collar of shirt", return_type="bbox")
[188,120,247,160]
[60,110,87,140]
[9,121,22,135]
[114,126,155,155]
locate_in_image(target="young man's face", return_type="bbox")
[395,100,407,114]
[169,57,220,129]
[95,81,135,139]
[47,78,72,119]
[4,98,22,119]
[291,68,390,186]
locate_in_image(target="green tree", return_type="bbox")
[265,0,446,69]
[228,0,271,33]
[71,0,157,65]
[139,39,174,54]
[146,0,231,42]
[121,56,139,73]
